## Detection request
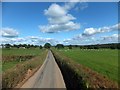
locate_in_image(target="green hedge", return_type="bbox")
[52,50,118,89]
[52,50,87,89]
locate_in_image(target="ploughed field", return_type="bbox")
[57,48,119,83]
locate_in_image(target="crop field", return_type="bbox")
[56,48,119,83]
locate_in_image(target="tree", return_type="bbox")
[31,44,34,48]
[56,44,64,49]
[39,45,43,49]
[87,45,93,49]
[110,45,115,49]
[94,46,99,49]
[34,45,38,48]
[5,44,11,48]
[68,45,72,49]
[75,45,78,47]
[44,43,51,49]
[117,44,120,49]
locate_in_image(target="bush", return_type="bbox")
[52,50,87,89]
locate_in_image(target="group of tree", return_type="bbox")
[44,43,51,49]
[55,44,64,49]
[1,43,53,49]
[54,43,120,50]
[1,44,43,49]
[1,43,120,49]
[79,43,120,49]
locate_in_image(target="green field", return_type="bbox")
[2,48,47,88]
[2,61,25,72]
[57,48,119,83]
[2,48,44,72]
[2,48,43,56]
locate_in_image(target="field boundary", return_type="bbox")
[52,50,118,89]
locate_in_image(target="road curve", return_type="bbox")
[21,50,66,88]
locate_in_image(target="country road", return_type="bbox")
[21,50,66,88]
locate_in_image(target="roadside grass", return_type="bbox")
[55,48,118,83]
[52,49,118,88]
[0,61,2,73]
[0,48,2,73]
[2,49,47,88]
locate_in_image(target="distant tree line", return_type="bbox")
[1,43,52,49]
[1,44,43,49]
[55,43,120,50]
[79,43,120,49]
[1,43,120,49]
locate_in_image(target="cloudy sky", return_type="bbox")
[1,2,119,45]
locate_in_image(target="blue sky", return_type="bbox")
[1,2,119,45]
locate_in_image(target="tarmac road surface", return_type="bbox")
[21,50,66,88]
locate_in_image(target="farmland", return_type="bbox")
[2,48,47,88]
[54,48,119,83]
[2,48,43,56]
[1,46,119,88]
[2,48,45,72]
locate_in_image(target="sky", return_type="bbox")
[1,2,119,46]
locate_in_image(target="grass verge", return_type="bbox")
[2,50,47,88]
[59,48,118,83]
[52,49,118,89]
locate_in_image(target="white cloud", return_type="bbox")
[39,3,80,33]
[63,34,95,45]
[39,1,89,33]
[64,0,88,11]
[83,28,98,36]
[26,37,59,45]
[111,23,120,30]
[75,2,88,11]
[44,3,76,24]
[48,14,76,24]
[63,39,72,44]
[1,37,26,45]
[39,21,80,33]
[1,27,19,38]
[27,36,40,40]
[1,36,59,46]
[1,33,119,46]
[101,34,119,43]
[63,33,119,45]
[44,3,67,18]
[83,23,119,36]
[64,2,76,10]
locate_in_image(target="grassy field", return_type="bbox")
[2,48,43,56]
[2,48,45,72]
[56,48,119,83]
[2,61,24,72]
[2,48,47,88]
